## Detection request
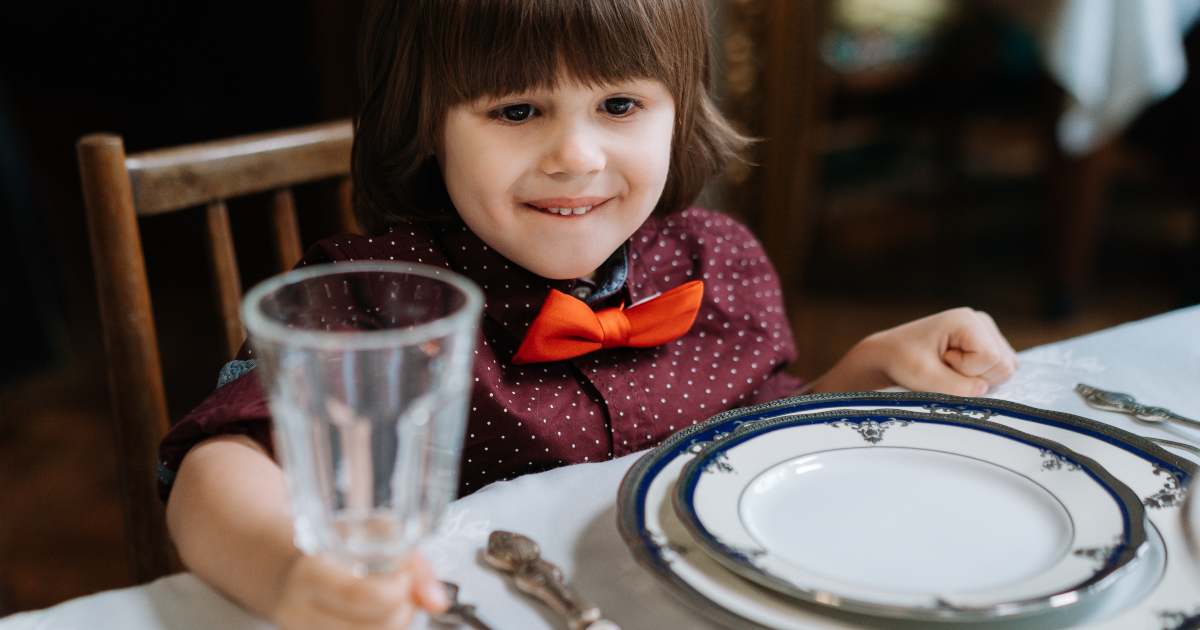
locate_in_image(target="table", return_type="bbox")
[3,306,1199,629]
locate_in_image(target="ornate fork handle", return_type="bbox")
[433,581,494,629]
[1075,384,1200,429]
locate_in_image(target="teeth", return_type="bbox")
[537,205,593,216]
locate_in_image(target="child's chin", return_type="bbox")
[526,256,608,281]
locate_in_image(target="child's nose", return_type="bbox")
[539,123,605,177]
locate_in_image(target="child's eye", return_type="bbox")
[601,97,641,117]
[492,103,537,123]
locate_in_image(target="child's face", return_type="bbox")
[439,74,675,280]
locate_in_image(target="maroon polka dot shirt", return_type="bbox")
[158,207,803,499]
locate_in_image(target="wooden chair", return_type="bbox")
[75,120,358,583]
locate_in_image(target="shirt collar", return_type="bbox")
[428,219,635,344]
[578,246,628,306]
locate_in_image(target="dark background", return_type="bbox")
[0,1,357,388]
[0,0,364,610]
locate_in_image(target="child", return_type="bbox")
[161,0,1018,628]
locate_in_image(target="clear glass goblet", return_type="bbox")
[242,261,482,574]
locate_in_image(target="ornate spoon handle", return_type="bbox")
[483,530,619,630]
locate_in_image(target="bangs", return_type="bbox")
[428,0,704,103]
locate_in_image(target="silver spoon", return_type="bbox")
[1075,383,1200,430]
[483,530,619,630]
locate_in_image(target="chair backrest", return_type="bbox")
[76,120,357,583]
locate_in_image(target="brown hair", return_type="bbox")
[352,0,749,234]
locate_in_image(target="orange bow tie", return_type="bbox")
[512,280,704,364]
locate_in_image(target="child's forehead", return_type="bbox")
[465,71,657,100]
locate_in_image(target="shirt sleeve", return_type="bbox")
[156,370,273,502]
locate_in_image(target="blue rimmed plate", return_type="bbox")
[673,409,1146,622]
[616,392,1198,629]
[1186,475,1200,571]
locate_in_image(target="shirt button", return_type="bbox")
[571,286,593,300]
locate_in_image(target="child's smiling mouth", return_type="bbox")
[522,196,614,217]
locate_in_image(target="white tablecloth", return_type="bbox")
[3,306,1199,630]
[1030,0,1200,154]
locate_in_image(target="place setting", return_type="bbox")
[190,260,1200,630]
[617,391,1200,629]
[219,267,1200,629]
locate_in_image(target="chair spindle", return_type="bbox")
[203,200,245,359]
[270,188,303,271]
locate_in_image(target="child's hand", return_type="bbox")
[811,307,1018,396]
[272,551,449,630]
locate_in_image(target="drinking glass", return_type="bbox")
[242,261,482,574]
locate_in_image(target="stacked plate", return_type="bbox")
[616,392,1200,629]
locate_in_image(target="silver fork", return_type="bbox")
[1076,383,1200,457]
[1075,383,1200,431]
[432,581,494,630]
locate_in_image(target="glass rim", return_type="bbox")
[240,261,483,351]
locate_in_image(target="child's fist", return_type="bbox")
[272,551,449,630]
[862,307,1018,396]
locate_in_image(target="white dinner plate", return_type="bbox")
[616,392,1200,629]
[1186,476,1200,569]
[672,410,1146,622]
